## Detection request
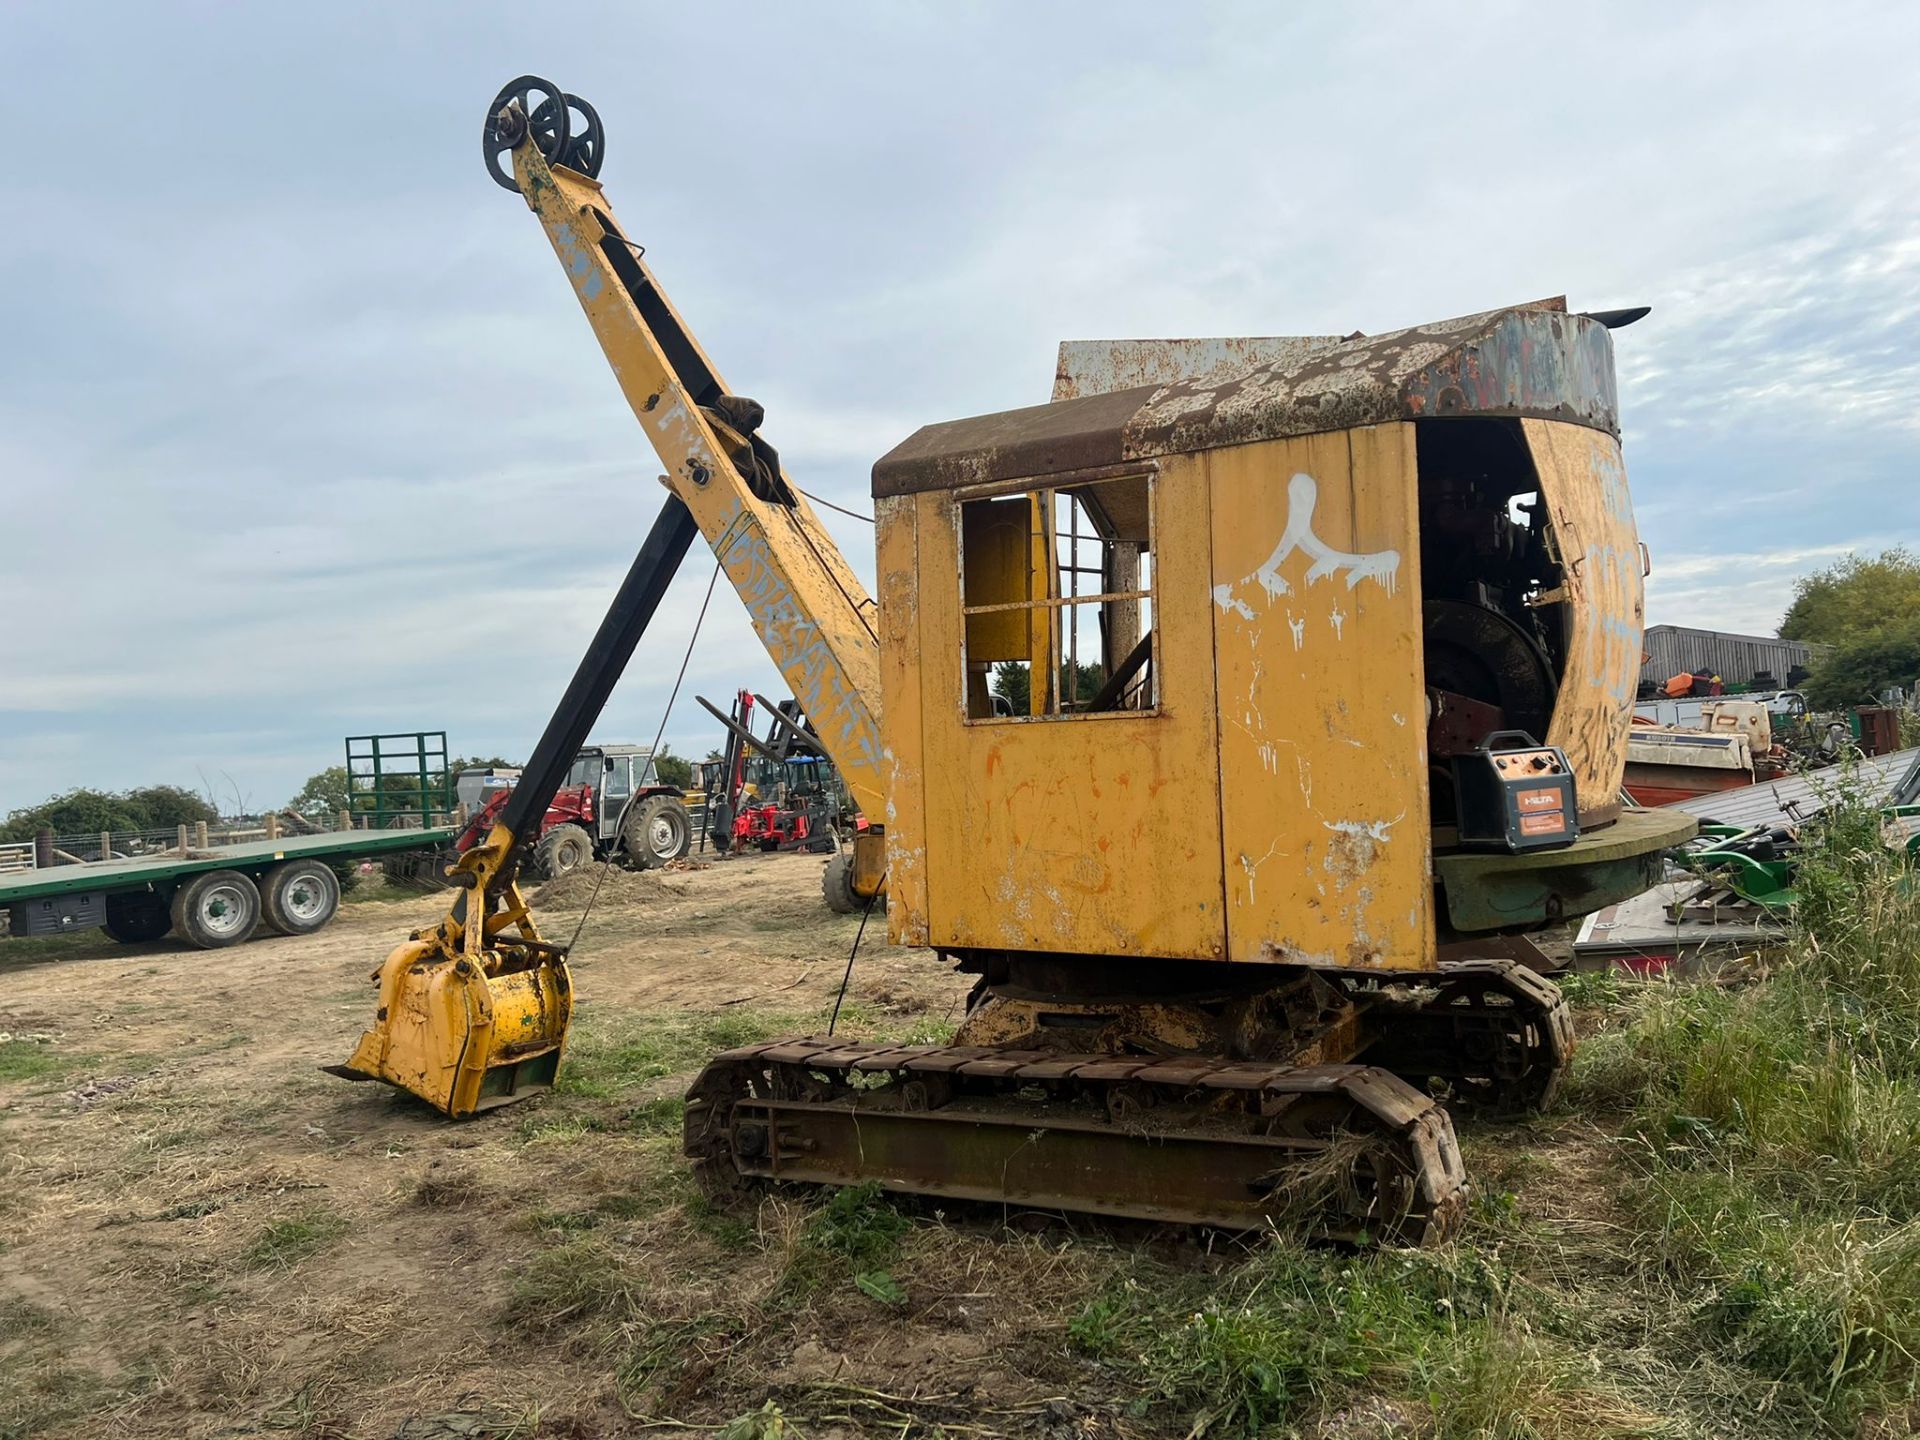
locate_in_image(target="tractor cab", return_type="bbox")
[566,744,666,847]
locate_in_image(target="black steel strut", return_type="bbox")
[494,496,700,877]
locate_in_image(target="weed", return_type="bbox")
[685,1196,754,1250]
[0,1296,57,1333]
[593,1192,652,1221]
[627,1095,685,1136]
[766,1183,912,1307]
[0,1038,75,1084]
[0,1359,104,1440]
[1068,1247,1520,1434]
[853,1269,906,1305]
[523,1208,602,1235]
[243,1210,349,1270]
[806,1181,908,1266]
[153,1198,224,1221]
[515,1113,605,1145]
[497,1237,641,1333]
[615,1311,748,1411]
[556,1010,797,1101]
[411,1171,483,1208]
[1555,966,1628,1010]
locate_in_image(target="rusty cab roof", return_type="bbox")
[871,298,1623,498]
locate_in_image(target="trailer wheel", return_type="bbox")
[103,891,172,944]
[532,823,593,881]
[260,859,341,936]
[170,869,261,948]
[625,795,691,869]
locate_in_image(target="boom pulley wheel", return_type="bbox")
[484,74,570,192]
[531,92,605,179]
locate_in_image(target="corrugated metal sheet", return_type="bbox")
[1670,747,1920,830]
[1640,625,1828,686]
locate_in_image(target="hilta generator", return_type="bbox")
[334,78,1695,1243]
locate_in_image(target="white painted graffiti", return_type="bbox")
[1211,472,1402,627]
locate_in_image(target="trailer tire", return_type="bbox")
[170,869,262,949]
[532,823,594,881]
[103,891,172,944]
[260,859,341,936]
[625,795,691,869]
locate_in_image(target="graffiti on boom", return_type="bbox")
[716,504,885,780]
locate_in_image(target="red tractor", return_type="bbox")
[452,744,691,880]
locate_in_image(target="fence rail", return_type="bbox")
[17,807,470,872]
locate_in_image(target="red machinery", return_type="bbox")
[697,691,859,855]
[450,744,691,878]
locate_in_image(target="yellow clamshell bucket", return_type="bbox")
[329,850,574,1116]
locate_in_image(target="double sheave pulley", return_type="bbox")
[484,75,604,192]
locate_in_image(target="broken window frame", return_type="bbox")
[955,465,1159,725]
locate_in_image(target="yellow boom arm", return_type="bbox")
[331,85,890,1116]
[512,138,886,819]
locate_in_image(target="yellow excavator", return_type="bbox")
[333,77,1694,1243]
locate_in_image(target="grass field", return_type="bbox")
[3,815,1918,1439]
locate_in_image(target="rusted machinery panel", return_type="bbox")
[875,493,931,944]
[1205,425,1432,970]
[1524,419,1642,824]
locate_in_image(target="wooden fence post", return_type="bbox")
[195,821,211,849]
[100,832,112,861]
[177,825,190,855]
[265,812,280,841]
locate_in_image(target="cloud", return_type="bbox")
[2,1,1918,813]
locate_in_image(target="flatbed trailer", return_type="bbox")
[0,827,456,950]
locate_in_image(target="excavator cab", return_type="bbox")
[872,309,1694,972]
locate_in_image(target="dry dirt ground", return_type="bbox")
[2,856,1631,1440]
[0,854,1150,1439]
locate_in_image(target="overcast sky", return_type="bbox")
[2,2,1916,816]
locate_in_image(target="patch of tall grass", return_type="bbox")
[1571,773,1920,1431]
[1067,1246,1660,1437]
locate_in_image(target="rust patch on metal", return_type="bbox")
[872,301,1619,498]
[1052,336,1342,402]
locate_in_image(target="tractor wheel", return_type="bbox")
[533,823,594,881]
[103,891,172,944]
[169,869,261,949]
[822,850,860,914]
[259,859,341,936]
[625,795,691,869]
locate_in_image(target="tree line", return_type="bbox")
[1782,548,1920,708]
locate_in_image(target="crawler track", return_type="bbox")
[1357,958,1576,1111]
[685,1039,1467,1246]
